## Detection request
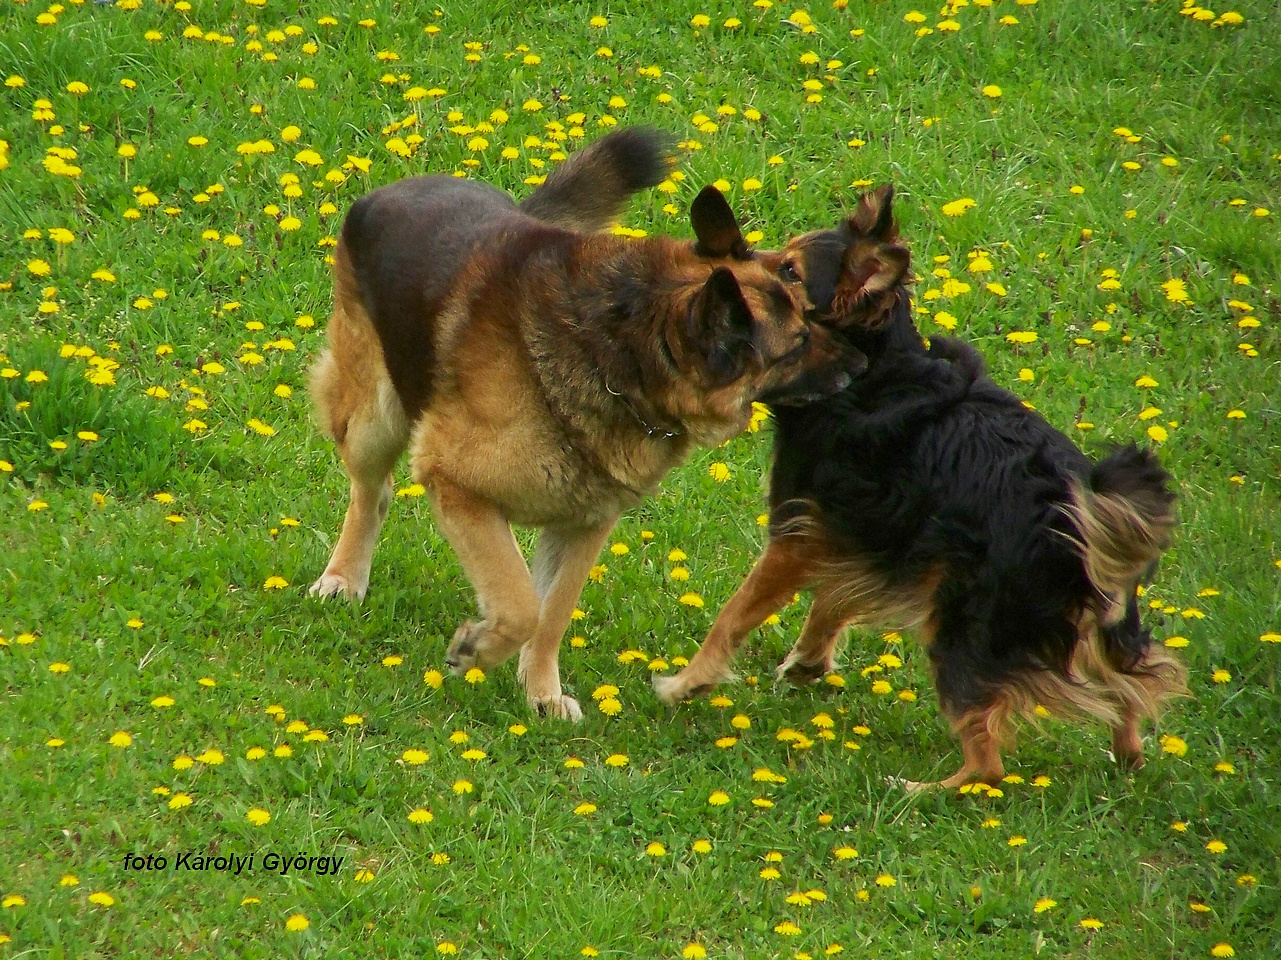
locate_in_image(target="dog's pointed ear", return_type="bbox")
[688,266,755,385]
[690,266,752,333]
[848,183,897,241]
[692,186,750,259]
[821,184,908,324]
[837,242,910,302]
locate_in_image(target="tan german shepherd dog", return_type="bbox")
[309,128,861,719]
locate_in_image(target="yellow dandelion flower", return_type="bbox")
[941,198,976,217]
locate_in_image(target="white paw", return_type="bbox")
[445,621,483,675]
[653,670,723,704]
[309,571,365,601]
[775,651,832,685]
[887,775,932,793]
[652,673,688,705]
[530,694,582,722]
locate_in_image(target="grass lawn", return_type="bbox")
[2,0,1279,957]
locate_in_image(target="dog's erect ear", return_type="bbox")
[847,184,897,241]
[691,186,750,259]
[837,241,909,302]
[687,266,756,385]
[827,187,909,325]
[690,266,753,335]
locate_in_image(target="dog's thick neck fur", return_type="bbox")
[510,232,785,451]
[465,228,690,431]
[565,237,711,440]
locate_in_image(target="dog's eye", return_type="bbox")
[780,261,801,283]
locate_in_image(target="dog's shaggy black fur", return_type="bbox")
[659,187,1185,786]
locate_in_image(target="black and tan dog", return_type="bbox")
[657,186,1185,786]
[309,128,859,719]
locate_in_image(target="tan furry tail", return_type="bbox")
[977,613,1188,751]
[519,126,674,232]
[1068,444,1176,602]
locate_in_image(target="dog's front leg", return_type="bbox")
[654,536,817,704]
[517,520,619,721]
[429,480,540,674]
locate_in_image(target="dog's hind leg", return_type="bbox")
[517,520,619,721]
[776,586,848,684]
[1111,708,1144,770]
[431,480,541,675]
[309,274,410,601]
[310,463,396,601]
[655,536,818,703]
[311,383,407,600]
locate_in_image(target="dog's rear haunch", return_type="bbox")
[658,185,1185,787]
[309,127,858,720]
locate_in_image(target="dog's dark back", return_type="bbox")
[771,294,1089,572]
[339,128,674,418]
[341,177,528,417]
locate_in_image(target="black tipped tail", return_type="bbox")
[1070,444,1177,600]
[519,126,674,233]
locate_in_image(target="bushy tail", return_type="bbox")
[1069,444,1177,603]
[519,126,673,232]
[991,446,1184,743]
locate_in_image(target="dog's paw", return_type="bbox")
[888,775,934,793]
[530,694,583,722]
[309,571,366,601]
[444,621,484,675]
[446,620,527,674]
[653,670,721,704]
[651,673,685,704]
[775,652,832,685]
